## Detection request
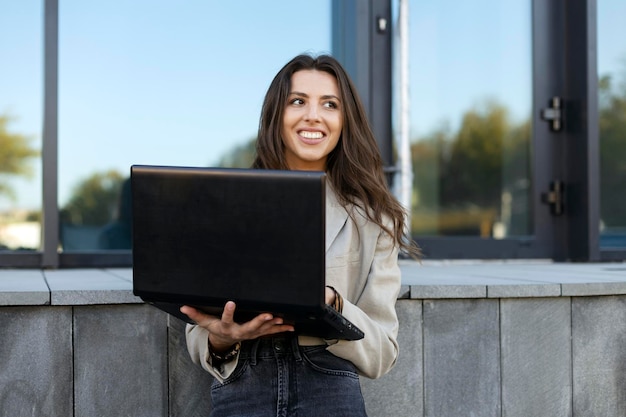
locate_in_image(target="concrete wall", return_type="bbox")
[1,263,626,416]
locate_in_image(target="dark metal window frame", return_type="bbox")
[332,0,624,262]
[3,0,132,268]
[0,0,622,268]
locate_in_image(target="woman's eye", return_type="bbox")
[324,101,338,109]
[290,98,304,105]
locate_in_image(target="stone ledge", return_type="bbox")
[1,260,625,306]
[44,269,141,305]
[401,260,626,299]
[0,270,50,306]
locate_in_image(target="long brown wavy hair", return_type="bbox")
[252,54,420,259]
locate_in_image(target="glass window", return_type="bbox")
[598,0,626,249]
[0,1,43,252]
[58,0,331,251]
[401,0,532,239]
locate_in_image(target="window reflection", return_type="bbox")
[403,0,532,238]
[598,0,626,249]
[0,1,43,251]
[58,0,330,251]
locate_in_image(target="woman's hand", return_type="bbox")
[180,302,294,352]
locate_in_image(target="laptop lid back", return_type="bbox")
[131,165,326,314]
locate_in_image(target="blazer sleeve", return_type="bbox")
[325,219,401,379]
[185,323,240,383]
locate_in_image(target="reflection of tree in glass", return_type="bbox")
[599,70,626,230]
[443,102,527,209]
[410,100,530,236]
[60,136,258,230]
[60,170,125,226]
[215,138,256,168]
[0,113,39,202]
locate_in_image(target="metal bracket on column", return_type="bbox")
[541,180,565,216]
[541,96,563,131]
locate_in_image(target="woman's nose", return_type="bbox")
[304,104,320,121]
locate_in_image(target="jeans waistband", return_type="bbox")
[239,334,326,365]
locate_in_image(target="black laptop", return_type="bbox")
[131,165,364,340]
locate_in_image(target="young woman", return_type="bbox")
[181,53,420,417]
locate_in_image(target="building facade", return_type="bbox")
[0,0,624,267]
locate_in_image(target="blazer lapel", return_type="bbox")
[325,185,349,253]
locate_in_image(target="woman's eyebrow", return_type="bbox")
[289,91,341,102]
[321,94,341,102]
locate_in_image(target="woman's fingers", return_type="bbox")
[180,305,217,326]
[180,303,295,342]
[247,314,295,336]
[219,301,236,323]
[260,321,295,335]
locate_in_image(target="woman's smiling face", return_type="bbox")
[281,69,343,171]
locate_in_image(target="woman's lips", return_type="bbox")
[298,130,325,145]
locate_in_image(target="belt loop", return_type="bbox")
[291,335,302,362]
[250,338,260,366]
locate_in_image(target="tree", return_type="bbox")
[215,138,257,168]
[60,170,125,226]
[0,113,39,201]
[442,101,509,209]
[599,73,626,229]
[58,136,259,228]
[410,100,531,236]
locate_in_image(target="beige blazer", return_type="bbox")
[185,185,401,382]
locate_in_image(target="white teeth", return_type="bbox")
[300,131,323,139]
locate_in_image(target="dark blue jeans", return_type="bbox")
[209,335,368,417]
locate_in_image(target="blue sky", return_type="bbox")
[55,1,332,204]
[408,0,532,138]
[1,0,625,211]
[1,0,331,208]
